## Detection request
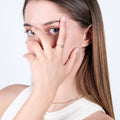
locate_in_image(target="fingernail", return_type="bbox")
[61,16,66,22]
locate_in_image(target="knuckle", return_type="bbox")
[63,25,66,38]
[56,50,62,56]
[46,50,53,58]
[63,31,66,39]
[39,56,46,63]
[32,59,39,66]
[47,54,53,60]
[59,32,66,42]
[56,54,62,62]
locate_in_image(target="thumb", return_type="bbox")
[64,48,80,74]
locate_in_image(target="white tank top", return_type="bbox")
[1,86,105,120]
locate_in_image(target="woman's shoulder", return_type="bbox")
[0,84,29,118]
[83,111,114,120]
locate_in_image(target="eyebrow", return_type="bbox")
[23,20,60,27]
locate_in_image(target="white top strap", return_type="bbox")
[1,86,32,120]
[44,97,105,120]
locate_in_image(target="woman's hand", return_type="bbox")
[23,16,79,98]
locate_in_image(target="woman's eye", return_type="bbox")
[49,28,59,34]
[25,30,35,36]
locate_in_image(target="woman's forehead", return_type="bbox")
[24,0,81,30]
[24,1,67,21]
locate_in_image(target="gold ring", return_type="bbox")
[57,44,64,48]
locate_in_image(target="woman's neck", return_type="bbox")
[47,76,80,112]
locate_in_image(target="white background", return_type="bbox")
[0,0,119,119]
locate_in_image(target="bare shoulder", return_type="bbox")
[83,111,114,120]
[0,84,29,118]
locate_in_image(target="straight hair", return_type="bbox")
[23,0,115,118]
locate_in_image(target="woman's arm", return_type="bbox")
[13,87,56,120]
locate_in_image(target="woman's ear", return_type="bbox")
[82,25,93,47]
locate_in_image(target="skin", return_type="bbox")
[24,0,89,112]
[0,0,114,120]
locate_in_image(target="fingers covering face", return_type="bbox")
[24,16,66,64]
[26,40,43,58]
[32,27,52,55]
[23,53,36,65]
[56,16,66,56]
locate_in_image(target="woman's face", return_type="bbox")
[24,0,85,64]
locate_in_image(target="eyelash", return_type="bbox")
[24,30,35,36]
[24,26,59,37]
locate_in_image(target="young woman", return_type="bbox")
[0,0,115,120]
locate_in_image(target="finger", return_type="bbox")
[64,48,79,74]
[23,53,36,65]
[26,40,43,58]
[32,27,52,55]
[56,16,66,54]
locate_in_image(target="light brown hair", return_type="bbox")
[23,0,115,118]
